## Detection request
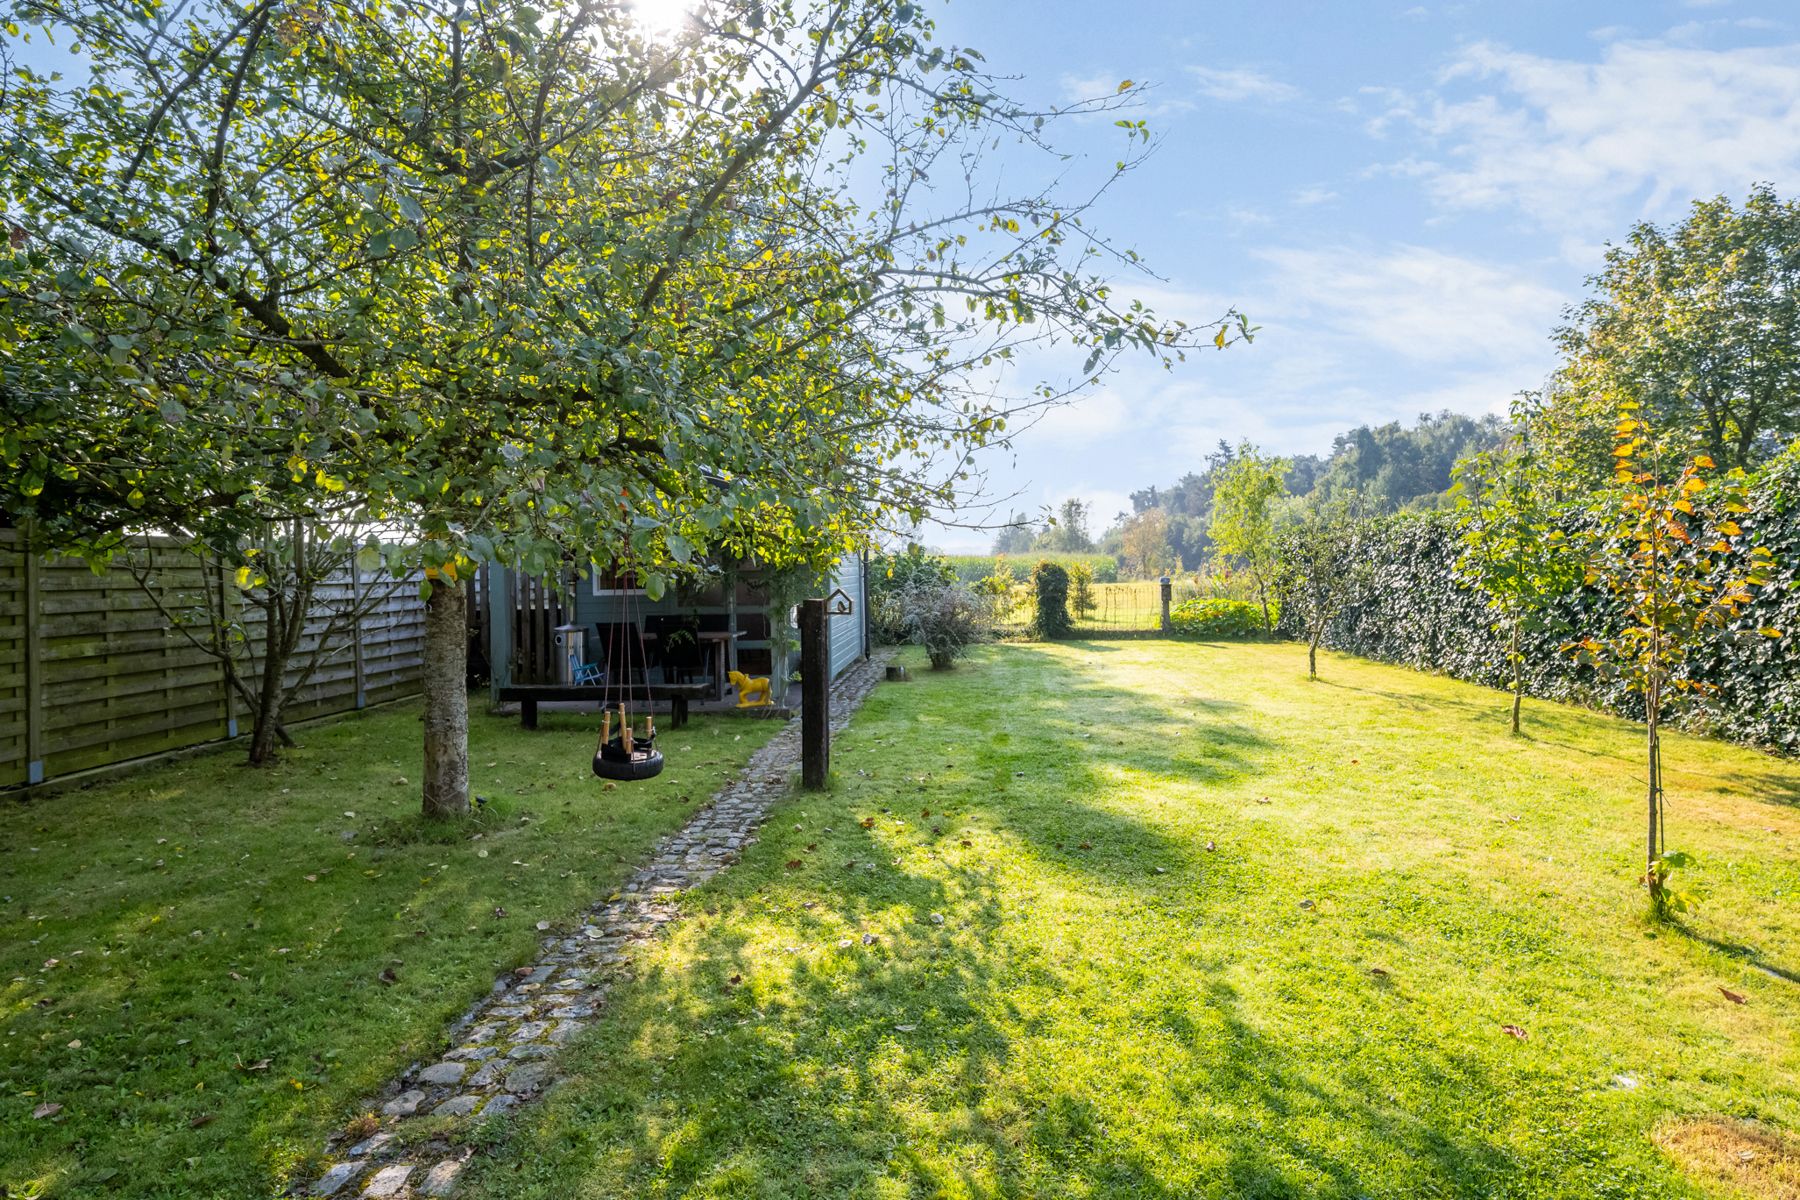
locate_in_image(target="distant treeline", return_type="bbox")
[987,410,1507,572]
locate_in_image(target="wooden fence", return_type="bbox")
[0,530,427,790]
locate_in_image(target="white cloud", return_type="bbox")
[1186,65,1300,103]
[1388,37,1800,235]
[1293,185,1340,206]
[1252,244,1565,367]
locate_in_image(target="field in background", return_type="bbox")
[993,578,1211,634]
[943,552,1118,584]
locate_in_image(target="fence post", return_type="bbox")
[349,554,367,708]
[22,525,44,786]
[1159,576,1172,634]
[799,598,829,789]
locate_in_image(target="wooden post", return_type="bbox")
[1160,575,1173,634]
[487,565,512,701]
[724,560,740,674]
[799,598,828,789]
[22,525,44,786]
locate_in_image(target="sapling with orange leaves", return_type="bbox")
[1570,401,1778,912]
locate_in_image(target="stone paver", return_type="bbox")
[299,654,889,1197]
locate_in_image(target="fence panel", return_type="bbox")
[0,530,429,790]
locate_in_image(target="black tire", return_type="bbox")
[593,747,665,782]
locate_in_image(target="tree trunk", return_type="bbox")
[1258,578,1271,633]
[1308,626,1321,680]
[247,672,286,764]
[1510,623,1523,736]
[1646,686,1663,905]
[421,579,471,819]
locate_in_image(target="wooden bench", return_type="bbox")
[497,682,713,730]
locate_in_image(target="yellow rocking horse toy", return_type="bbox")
[728,670,773,707]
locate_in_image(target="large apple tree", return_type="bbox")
[1,0,1243,815]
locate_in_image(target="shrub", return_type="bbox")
[890,581,993,669]
[869,544,956,644]
[1069,562,1096,618]
[1170,597,1274,640]
[1032,560,1072,639]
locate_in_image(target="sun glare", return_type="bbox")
[628,0,693,34]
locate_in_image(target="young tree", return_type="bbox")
[1209,443,1289,630]
[3,0,1244,817]
[1571,402,1776,910]
[120,521,411,765]
[1452,425,1582,734]
[1037,498,1097,554]
[1272,499,1368,681]
[991,513,1039,555]
[1067,561,1097,619]
[1116,508,1176,579]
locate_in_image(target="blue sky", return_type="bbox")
[911,0,1800,549]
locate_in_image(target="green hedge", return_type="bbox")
[1273,446,1800,751]
[1170,597,1274,640]
[944,553,1117,584]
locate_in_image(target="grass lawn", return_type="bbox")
[0,701,783,1199]
[459,640,1800,1200]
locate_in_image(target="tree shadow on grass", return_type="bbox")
[471,847,1525,1199]
[892,644,1281,890]
[1714,764,1800,810]
[465,648,1543,1199]
[1667,919,1800,987]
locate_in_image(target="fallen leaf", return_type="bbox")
[304,875,318,883]
[1501,1024,1528,1040]
[862,933,877,945]
[960,840,971,848]
[189,1112,215,1129]
[1205,841,1216,852]
[378,967,398,985]
[1719,986,1747,1005]
[894,1024,918,1033]
[860,817,875,829]
[492,907,507,919]
[921,808,931,818]
[728,974,742,985]
[1078,840,1092,850]
[785,859,804,870]
[32,1102,62,1119]
[1369,966,1390,978]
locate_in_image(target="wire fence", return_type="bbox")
[991,579,1206,637]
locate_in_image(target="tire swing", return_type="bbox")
[593,579,665,782]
